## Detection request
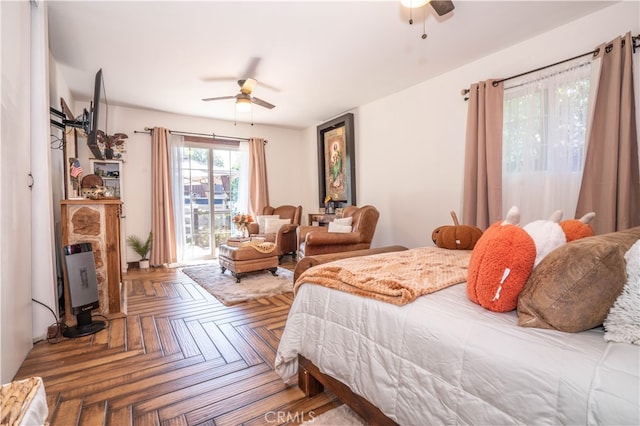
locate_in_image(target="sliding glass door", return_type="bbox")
[178,142,245,261]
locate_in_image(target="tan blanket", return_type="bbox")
[295,247,472,305]
[247,240,276,253]
[229,239,277,253]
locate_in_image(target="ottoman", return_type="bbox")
[218,243,279,283]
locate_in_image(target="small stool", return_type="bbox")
[218,244,279,283]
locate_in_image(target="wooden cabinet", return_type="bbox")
[60,199,125,324]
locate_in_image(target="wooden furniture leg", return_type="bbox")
[297,355,398,426]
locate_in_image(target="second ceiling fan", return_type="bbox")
[402,0,454,16]
[427,0,455,16]
[202,78,275,111]
[402,0,455,39]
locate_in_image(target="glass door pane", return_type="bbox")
[182,147,212,259]
[176,144,243,261]
[212,149,239,247]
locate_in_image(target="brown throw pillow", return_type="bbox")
[517,227,640,332]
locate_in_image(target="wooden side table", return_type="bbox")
[308,213,336,226]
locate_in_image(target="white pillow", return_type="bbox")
[328,222,352,233]
[264,218,291,234]
[333,216,353,226]
[256,215,279,233]
[604,239,640,345]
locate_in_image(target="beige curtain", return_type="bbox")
[248,137,269,216]
[462,80,504,230]
[150,127,177,266]
[576,32,640,234]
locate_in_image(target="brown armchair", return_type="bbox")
[297,205,380,260]
[247,205,302,261]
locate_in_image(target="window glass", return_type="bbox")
[502,59,592,223]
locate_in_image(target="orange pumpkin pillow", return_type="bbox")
[467,207,536,312]
[432,211,483,250]
[560,212,595,242]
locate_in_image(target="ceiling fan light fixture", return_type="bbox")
[235,97,252,113]
[400,0,430,8]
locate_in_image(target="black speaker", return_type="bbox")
[62,242,106,338]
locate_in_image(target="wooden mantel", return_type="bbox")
[60,199,124,324]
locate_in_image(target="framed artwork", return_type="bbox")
[317,112,356,208]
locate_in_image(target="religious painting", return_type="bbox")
[317,113,356,208]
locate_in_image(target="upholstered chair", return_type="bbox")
[247,205,302,261]
[297,205,380,260]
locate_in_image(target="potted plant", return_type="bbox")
[97,130,128,159]
[126,231,152,269]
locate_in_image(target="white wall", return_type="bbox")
[303,1,639,250]
[72,104,309,264]
[30,0,60,346]
[48,56,74,328]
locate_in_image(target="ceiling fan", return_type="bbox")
[401,0,455,39]
[427,0,455,16]
[401,0,454,16]
[202,78,275,112]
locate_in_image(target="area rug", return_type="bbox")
[181,263,294,305]
[301,404,367,425]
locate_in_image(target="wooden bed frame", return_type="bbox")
[297,355,397,425]
[292,247,409,425]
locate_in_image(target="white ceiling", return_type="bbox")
[47,1,615,130]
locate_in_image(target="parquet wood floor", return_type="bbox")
[14,259,341,425]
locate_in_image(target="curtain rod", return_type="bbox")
[461,34,640,99]
[133,127,263,143]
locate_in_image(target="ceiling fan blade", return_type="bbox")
[241,78,280,93]
[430,0,455,16]
[242,57,261,80]
[240,78,257,95]
[254,80,281,93]
[251,97,275,109]
[200,75,237,83]
[202,95,235,102]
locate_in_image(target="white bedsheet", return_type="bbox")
[275,282,640,425]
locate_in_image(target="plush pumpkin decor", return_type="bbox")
[466,207,537,312]
[560,212,595,242]
[432,211,483,250]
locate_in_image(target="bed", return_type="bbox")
[275,241,640,425]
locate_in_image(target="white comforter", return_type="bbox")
[275,282,640,425]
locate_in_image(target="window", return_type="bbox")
[502,58,593,224]
[173,137,248,261]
